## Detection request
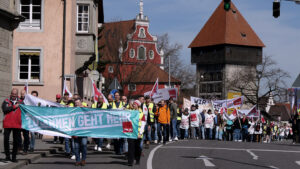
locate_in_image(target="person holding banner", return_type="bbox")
[73,98,88,166]
[19,90,30,154]
[179,108,190,139]
[127,100,146,166]
[2,88,22,162]
[29,91,39,152]
[241,114,249,142]
[233,116,242,142]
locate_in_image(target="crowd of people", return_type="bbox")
[2,88,300,166]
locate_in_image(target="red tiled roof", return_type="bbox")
[99,20,135,62]
[189,1,265,48]
[124,63,181,84]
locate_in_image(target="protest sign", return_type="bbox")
[24,94,64,107]
[20,105,140,139]
[183,98,191,110]
[144,88,178,103]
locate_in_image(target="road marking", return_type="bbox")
[196,155,215,167]
[147,142,173,169]
[269,165,279,169]
[296,161,300,166]
[246,149,258,160]
[161,146,300,154]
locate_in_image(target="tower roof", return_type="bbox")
[189,1,265,48]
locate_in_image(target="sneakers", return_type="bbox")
[71,155,76,160]
[174,137,179,141]
[106,144,111,149]
[97,147,102,152]
[154,140,158,144]
[94,145,97,151]
[81,160,86,166]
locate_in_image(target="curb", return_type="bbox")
[0,147,61,169]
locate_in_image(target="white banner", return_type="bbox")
[183,98,191,110]
[190,96,213,110]
[144,88,178,103]
[24,94,64,107]
[212,96,244,111]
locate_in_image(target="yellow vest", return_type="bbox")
[147,103,155,123]
[60,100,74,107]
[92,102,108,109]
[112,101,125,109]
[82,102,88,107]
[177,108,181,121]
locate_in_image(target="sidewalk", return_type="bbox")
[0,133,63,169]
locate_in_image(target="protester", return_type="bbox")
[169,97,178,141]
[225,119,233,141]
[29,90,39,152]
[19,90,30,154]
[189,105,201,139]
[112,91,124,155]
[180,108,190,139]
[241,114,249,142]
[73,98,87,166]
[214,110,222,140]
[204,109,214,140]
[248,119,255,142]
[53,94,64,144]
[233,116,242,142]
[156,100,170,144]
[200,110,206,140]
[127,100,146,166]
[2,88,22,162]
[143,95,156,148]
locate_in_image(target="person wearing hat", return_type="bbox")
[53,94,64,144]
[127,100,146,166]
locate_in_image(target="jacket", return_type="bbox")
[155,105,170,124]
[2,97,23,128]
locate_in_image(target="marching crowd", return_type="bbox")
[2,88,300,166]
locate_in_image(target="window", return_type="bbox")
[19,0,42,29]
[149,50,154,59]
[138,28,146,38]
[129,48,135,58]
[138,46,146,60]
[108,66,114,73]
[77,4,89,33]
[128,84,136,91]
[18,50,41,82]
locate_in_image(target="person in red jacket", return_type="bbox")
[1,88,22,162]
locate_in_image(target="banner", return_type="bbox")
[238,105,259,117]
[144,88,178,103]
[212,96,244,111]
[190,96,212,110]
[20,105,140,139]
[183,98,191,110]
[24,94,64,107]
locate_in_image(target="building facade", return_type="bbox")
[0,0,24,130]
[11,0,102,101]
[189,1,264,99]
[99,0,180,98]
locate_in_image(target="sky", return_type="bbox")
[103,0,300,87]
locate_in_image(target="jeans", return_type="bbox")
[180,129,188,139]
[177,122,181,139]
[171,119,178,139]
[157,123,169,144]
[4,128,21,159]
[127,138,142,165]
[241,128,248,141]
[65,138,75,155]
[191,127,200,139]
[233,129,241,141]
[200,125,205,139]
[215,126,219,140]
[144,124,152,141]
[205,128,213,140]
[218,130,223,140]
[95,138,103,147]
[74,137,87,162]
[21,129,30,152]
[123,138,128,153]
[153,122,158,141]
[29,132,35,150]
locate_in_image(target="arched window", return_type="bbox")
[138,46,146,60]
[149,50,154,59]
[129,48,135,58]
[138,28,146,38]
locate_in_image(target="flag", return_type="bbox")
[91,79,108,105]
[24,81,29,94]
[150,78,159,98]
[63,78,73,98]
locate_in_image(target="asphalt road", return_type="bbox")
[21,140,300,169]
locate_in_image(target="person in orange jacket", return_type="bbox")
[155,100,170,144]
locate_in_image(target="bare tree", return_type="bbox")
[227,55,290,107]
[157,33,196,89]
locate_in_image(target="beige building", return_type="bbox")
[11,0,102,101]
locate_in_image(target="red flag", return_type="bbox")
[24,81,28,94]
[91,79,108,104]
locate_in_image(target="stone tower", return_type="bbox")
[189,1,264,99]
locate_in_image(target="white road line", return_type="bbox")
[197,155,215,167]
[296,161,300,166]
[269,166,279,169]
[147,142,173,169]
[161,146,300,154]
[246,149,258,160]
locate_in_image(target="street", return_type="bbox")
[18,139,300,169]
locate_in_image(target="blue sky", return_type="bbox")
[103,0,300,86]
